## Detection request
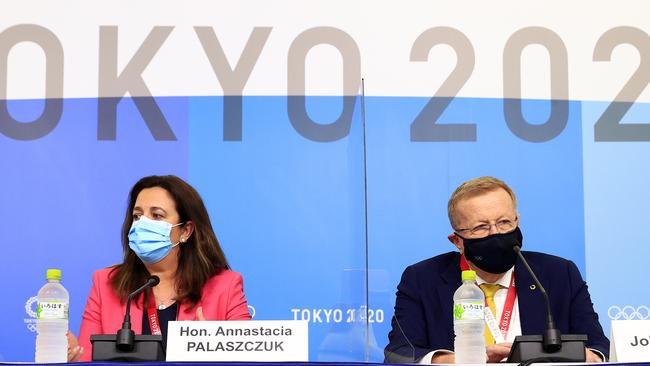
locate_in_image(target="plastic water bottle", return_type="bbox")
[35,269,69,363]
[453,270,486,363]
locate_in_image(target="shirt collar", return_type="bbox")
[476,266,514,288]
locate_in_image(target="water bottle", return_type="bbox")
[453,270,486,363]
[35,269,69,363]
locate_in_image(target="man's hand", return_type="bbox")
[486,342,512,363]
[430,351,454,363]
[585,348,603,363]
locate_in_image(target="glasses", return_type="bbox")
[455,217,518,238]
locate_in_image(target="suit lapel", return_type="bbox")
[515,254,546,335]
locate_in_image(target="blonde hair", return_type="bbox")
[447,176,517,229]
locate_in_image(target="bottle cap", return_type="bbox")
[46,269,62,281]
[461,270,477,281]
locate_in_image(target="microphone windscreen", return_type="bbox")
[148,275,160,286]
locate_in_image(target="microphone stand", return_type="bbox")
[90,275,165,361]
[116,275,160,351]
[507,246,587,363]
[513,246,562,353]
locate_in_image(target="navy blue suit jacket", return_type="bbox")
[384,251,609,362]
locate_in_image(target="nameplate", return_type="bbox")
[610,320,650,362]
[166,320,308,361]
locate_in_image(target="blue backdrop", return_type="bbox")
[2,3,650,360]
[3,93,644,361]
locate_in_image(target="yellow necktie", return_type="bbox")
[479,283,502,345]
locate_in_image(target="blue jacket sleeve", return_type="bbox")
[566,260,610,359]
[384,265,452,363]
[385,265,430,362]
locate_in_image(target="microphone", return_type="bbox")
[512,246,561,352]
[116,275,160,351]
[507,246,587,363]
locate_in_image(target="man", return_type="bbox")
[384,177,609,363]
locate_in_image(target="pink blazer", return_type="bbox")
[78,267,251,361]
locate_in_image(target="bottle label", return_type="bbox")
[454,301,484,321]
[37,301,69,320]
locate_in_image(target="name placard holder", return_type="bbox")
[166,320,308,361]
[610,320,650,362]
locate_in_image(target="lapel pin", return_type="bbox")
[530,284,536,290]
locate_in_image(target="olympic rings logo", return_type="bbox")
[24,296,38,333]
[25,296,38,318]
[608,305,650,320]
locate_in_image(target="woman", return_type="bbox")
[74,175,251,361]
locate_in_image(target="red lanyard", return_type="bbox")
[146,289,162,336]
[461,255,517,338]
[498,274,516,337]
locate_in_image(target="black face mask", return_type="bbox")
[459,227,523,274]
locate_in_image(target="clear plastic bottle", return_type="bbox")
[35,269,69,363]
[453,270,486,364]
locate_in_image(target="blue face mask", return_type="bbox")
[128,216,184,264]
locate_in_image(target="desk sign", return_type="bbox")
[166,320,308,361]
[610,320,650,362]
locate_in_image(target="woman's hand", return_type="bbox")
[67,331,84,362]
[196,306,206,320]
